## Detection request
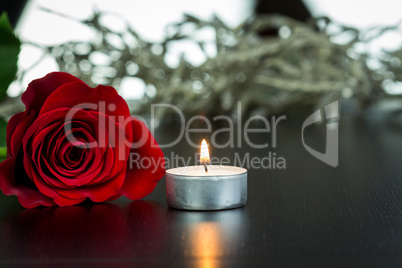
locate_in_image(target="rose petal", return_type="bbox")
[120,118,165,200]
[30,166,126,206]
[22,72,84,113]
[90,112,131,182]
[6,111,27,157]
[22,109,105,188]
[0,158,55,208]
[21,108,130,204]
[39,83,131,120]
[8,72,84,157]
[8,113,35,159]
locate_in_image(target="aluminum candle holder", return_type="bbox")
[166,165,247,211]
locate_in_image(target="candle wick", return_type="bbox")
[203,162,208,172]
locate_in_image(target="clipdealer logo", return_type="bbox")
[63,101,339,169]
[301,101,339,167]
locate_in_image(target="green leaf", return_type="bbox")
[0,117,6,161]
[0,12,21,102]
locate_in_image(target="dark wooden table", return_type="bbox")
[1,103,402,267]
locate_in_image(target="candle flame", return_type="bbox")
[201,139,210,164]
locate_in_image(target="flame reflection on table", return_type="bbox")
[0,200,246,267]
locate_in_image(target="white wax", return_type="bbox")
[166,165,247,177]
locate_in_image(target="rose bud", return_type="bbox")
[0,72,165,208]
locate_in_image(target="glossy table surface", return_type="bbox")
[1,103,402,267]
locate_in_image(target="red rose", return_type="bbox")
[0,72,165,208]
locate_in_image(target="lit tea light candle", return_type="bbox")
[166,139,247,210]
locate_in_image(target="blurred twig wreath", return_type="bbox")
[4,8,402,120]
